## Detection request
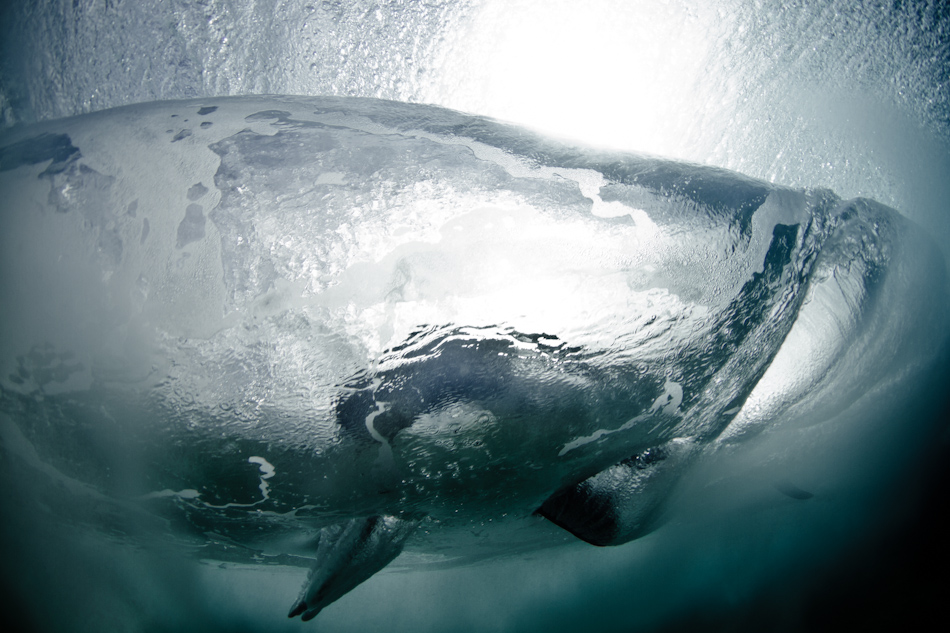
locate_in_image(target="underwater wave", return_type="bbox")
[1,95,947,628]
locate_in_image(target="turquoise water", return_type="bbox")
[1,2,948,632]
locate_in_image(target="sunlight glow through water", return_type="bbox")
[0,1,948,632]
[428,0,718,155]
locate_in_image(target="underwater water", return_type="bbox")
[1,1,949,632]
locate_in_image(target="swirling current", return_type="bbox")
[0,2,949,633]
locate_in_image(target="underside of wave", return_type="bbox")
[0,96,948,632]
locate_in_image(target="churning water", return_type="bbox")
[1,2,948,632]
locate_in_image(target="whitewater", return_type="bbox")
[0,2,948,632]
